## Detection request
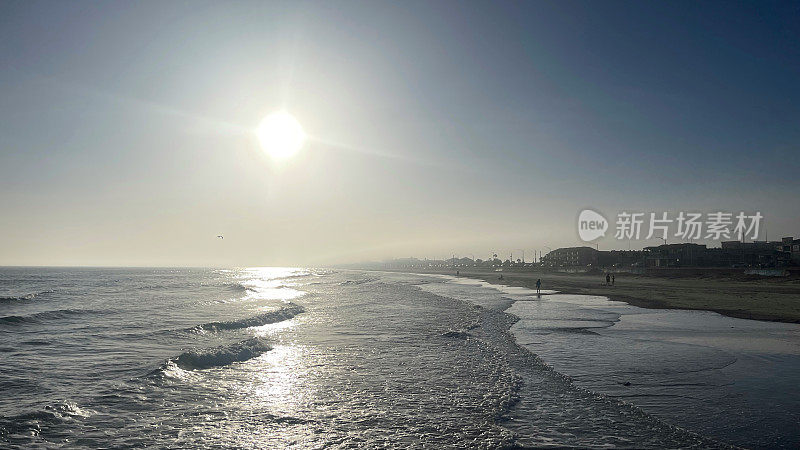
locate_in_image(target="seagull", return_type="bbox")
[217,235,224,239]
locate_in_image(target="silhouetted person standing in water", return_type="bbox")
[612,275,615,286]
[536,279,541,294]
[606,273,610,286]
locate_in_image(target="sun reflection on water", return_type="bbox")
[241,344,312,418]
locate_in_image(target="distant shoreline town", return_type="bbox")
[349,236,800,277]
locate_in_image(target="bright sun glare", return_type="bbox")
[256,111,306,159]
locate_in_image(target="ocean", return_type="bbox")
[1,267,797,448]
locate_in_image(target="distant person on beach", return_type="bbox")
[606,274,610,286]
[536,279,541,294]
[612,275,615,286]
[456,270,459,276]
[499,274,504,280]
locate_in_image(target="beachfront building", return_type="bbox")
[718,237,800,267]
[541,246,598,267]
[597,250,647,268]
[779,237,800,266]
[720,240,787,267]
[645,238,800,268]
[643,243,708,267]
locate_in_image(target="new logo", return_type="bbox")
[578,209,608,242]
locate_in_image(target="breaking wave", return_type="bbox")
[155,337,272,373]
[0,290,54,304]
[190,303,304,332]
[220,282,254,292]
[0,401,94,437]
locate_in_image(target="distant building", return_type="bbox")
[779,237,800,265]
[354,235,800,272]
[644,238,798,268]
[643,243,708,267]
[720,239,785,267]
[542,246,598,267]
[793,240,800,266]
[597,250,646,268]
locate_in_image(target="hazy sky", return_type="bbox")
[1,1,799,266]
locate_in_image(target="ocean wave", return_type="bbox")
[190,303,304,333]
[220,282,255,292]
[0,309,94,326]
[20,339,52,346]
[282,272,315,279]
[133,281,255,292]
[0,401,94,436]
[0,290,54,303]
[153,337,272,374]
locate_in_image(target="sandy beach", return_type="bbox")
[397,268,800,323]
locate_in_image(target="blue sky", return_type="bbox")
[1,1,798,265]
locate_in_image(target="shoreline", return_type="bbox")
[384,268,800,323]
[413,274,729,448]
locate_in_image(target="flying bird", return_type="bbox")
[217,235,224,239]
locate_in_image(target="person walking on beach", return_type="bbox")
[536,279,541,294]
[605,273,610,286]
[611,275,615,286]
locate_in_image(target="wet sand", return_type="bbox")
[396,268,800,323]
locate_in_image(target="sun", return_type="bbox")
[256,111,306,159]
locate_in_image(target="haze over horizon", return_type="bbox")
[2,1,799,267]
